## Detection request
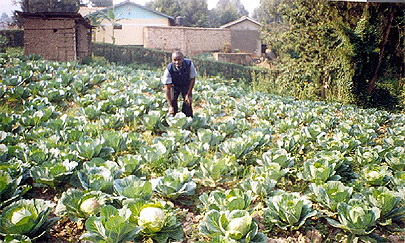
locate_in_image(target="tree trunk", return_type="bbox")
[368,6,396,94]
[321,77,326,99]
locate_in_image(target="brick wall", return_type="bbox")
[76,21,91,61]
[144,26,231,56]
[213,52,251,65]
[23,15,91,62]
[24,17,77,61]
[230,29,261,57]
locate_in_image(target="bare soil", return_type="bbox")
[23,185,405,243]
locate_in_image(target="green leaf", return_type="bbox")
[0,199,57,240]
[264,191,317,230]
[113,175,152,200]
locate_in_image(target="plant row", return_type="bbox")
[0,52,404,242]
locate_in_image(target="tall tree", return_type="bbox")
[13,0,81,12]
[210,0,248,27]
[261,0,357,102]
[147,0,209,27]
[146,0,182,20]
[181,0,209,27]
[253,0,283,24]
[260,0,404,108]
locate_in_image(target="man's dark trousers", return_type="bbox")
[170,85,193,117]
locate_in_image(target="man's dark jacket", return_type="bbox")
[167,59,192,87]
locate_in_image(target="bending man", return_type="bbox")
[161,51,197,117]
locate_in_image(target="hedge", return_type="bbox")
[0,30,24,51]
[91,42,274,82]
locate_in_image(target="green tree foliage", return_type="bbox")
[14,0,80,12]
[181,0,209,28]
[146,0,209,27]
[262,0,356,103]
[253,0,283,24]
[100,8,125,45]
[210,0,249,27]
[146,0,182,20]
[147,0,247,28]
[260,0,405,109]
[344,3,405,109]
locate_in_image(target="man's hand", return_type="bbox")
[168,106,175,115]
[184,93,192,105]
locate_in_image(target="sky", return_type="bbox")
[0,0,261,18]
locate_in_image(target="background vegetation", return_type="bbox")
[4,0,405,111]
[146,0,248,27]
[0,49,404,242]
[255,0,405,111]
[91,43,272,82]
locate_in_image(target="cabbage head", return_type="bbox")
[264,191,317,230]
[0,199,58,241]
[327,202,380,236]
[199,209,267,243]
[138,205,165,233]
[55,189,110,223]
[80,198,101,216]
[226,213,252,240]
[364,187,405,225]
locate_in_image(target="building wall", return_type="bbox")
[213,52,251,65]
[224,20,262,56]
[144,26,231,56]
[95,18,170,45]
[231,29,261,57]
[23,16,91,62]
[76,21,92,60]
[24,17,77,61]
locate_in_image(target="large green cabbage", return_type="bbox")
[138,206,165,233]
[264,191,317,230]
[0,199,58,241]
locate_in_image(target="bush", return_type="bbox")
[82,55,109,66]
[0,30,24,52]
[91,42,274,83]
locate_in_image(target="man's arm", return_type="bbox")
[187,78,195,96]
[165,84,175,114]
[185,78,195,105]
[162,68,175,114]
[185,61,197,105]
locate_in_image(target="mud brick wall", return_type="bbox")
[230,29,261,57]
[76,22,91,60]
[144,26,231,56]
[23,16,90,62]
[24,17,77,61]
[213,52,251,65]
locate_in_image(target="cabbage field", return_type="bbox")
[0,52,404,243]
